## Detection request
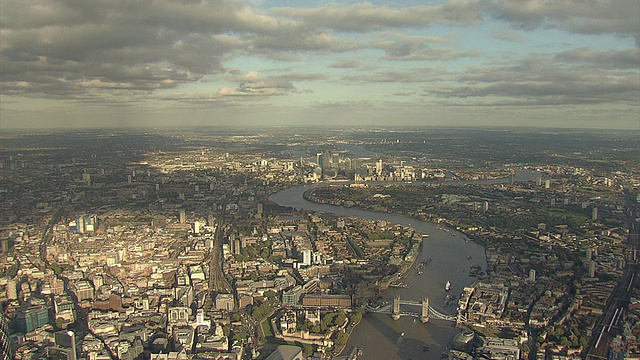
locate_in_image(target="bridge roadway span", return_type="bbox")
[366,296,457,322]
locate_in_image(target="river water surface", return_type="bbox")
[268,170,540,359]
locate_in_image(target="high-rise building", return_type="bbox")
[77,216,85,234]
[15,305,50,333]
[529,269,536,282]
[257,203,264,217]
[592,207,598,221]
[301,249,312,266]
[179,209,186,224]
[0,313,13,360]
[376,159,383,175]
[345,158,352,170]
[589,260,596,277]
[231,238,241,255]
[53,330,77,360]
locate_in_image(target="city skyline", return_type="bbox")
[1,0,639,130]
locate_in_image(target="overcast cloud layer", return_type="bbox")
[1,0,638,129]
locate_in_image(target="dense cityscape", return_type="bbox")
[0,127,638,360]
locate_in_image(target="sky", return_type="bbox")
[1,0,639,130]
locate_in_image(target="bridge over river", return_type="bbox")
[366,295,458,323]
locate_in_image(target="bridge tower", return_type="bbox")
[392,295,401,320]
[421,296,430,323]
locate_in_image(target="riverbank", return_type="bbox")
[269,184,491,359]
[334,310,364,356]
[378,241,422,291]
[303,185,489,270]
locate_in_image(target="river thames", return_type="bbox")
[269,170,540,359]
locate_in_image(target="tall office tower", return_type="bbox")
[589,260,596,277]
[0,313,13,360]
[127,175,132,184]
[586,248,592,261]
[592,207,598,221]
[193,221,200,234]
[332,153,339,167]
[529,269,536,282]
[179,209,186,224]
[322,152,331,176]
[232,238,241,255]
[316,152,323,166]
[257,203,264,219]
[77,216,85,234]
[376,159,383,175]
[53,330,77,360]
[207,214,215,227]
[544,179,551,189]
[302,250,312,266]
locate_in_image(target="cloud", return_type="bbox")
[1,0,638,114]
[491,29,523,42]
[343,68,446,83]
[158,71,323,104]
[248,31,357,58]
[428,55,640,106]
[555,48,640,69]
[486,0,640,46]
[272,1,484,32]
[0,0,339,101]
[328,59,368,69]
[364,33,477,61]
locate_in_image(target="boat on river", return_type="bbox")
[445,280,451,291]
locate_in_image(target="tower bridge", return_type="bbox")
[365,295,457,322]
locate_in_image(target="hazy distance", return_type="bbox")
[1,0,638,130]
